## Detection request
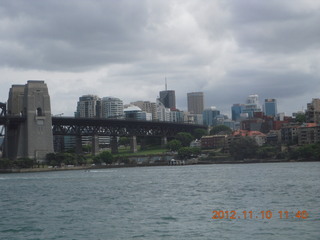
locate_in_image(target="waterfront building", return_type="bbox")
[187,92,204,114]
[231,130,266,146]
[298,123,320,145]
[102,97,124,119]
[203,107,220,126]
[264,99,278,117]
[306,98,320,124]
[280,123,300,145]
[159,90,176,109]
[201,135,227,149]
[75,95,101,118]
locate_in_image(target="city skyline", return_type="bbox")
[0,0,319,117]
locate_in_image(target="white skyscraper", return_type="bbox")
[101,97,124,119]
[75,95,101,118]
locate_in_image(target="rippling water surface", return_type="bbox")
[1,162,319,240]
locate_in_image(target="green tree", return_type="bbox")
[167,139,182,152]
[210,125,232,135]
[295,113,306,124]
[98,151,113,164]
[175,132,194,147]
[46,153,56,165]
[256,145,278,159]
[229,137,258,160]
[193,128,207,140]
[82,144,92,153]
[118,137,130,147]
[0,158,13,169]
[93,155,103,165]
[14,158,35,168]
[177,147,201,160]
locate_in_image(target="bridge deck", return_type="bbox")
[52,117,206,137]
[0,115,206,137]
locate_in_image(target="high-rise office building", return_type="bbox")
[187,92,204,114]
[242,94,262,118]
[102,97,124,119]
[159,90,176,109]
[231,104,245,121]
[264,99,277,117]
[203,107,220,126]
[75,95,101,118]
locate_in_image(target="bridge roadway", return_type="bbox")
[0,115,206,137]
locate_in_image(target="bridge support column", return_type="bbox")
[75,135,82,154]
[130,136,137,153]
[140,137,147,150]
[161,136,167,148]
[111,136,118,154]
[91,135,99,156]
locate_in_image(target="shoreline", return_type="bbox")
[0,158,318,173]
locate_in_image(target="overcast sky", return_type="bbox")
[0,0,319,117]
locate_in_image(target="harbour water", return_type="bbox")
[0,162,319,240]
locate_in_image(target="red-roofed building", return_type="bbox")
[231,130,266,146]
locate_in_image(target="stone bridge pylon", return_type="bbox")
[6,80,53,161]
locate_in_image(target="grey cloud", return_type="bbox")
[0,0,152,71]
[226,0,320,53]
[0,0,319,117]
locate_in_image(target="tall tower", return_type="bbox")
[159,90,176,109]
[75,95,101,118]
[159,78,176,109]
[264,99,278,117]
[102,97,124,119]
[242,94,262,118]
[6,81,54,160]
[187,92,204,114]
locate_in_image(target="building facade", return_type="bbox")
[298,124,320,145]
[264,99,277,117]
[75,95,101,118]
[159,90,176,109]
[124,105,152,121]
[102,97,124,119]
[231,104,245,121]
[242,94,262,118]
[306,98,320,124]
[131,101,157,120]
[203,107,220,126]
[187,92,204,114]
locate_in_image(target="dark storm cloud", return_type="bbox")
[0,0,152,71]
[0,0,319,116]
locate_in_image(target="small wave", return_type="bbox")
[160,216,178,221]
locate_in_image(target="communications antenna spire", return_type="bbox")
[165,77,167,91]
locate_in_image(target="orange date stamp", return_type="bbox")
[212,210,309,220]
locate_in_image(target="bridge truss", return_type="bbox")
[52,117,206,137]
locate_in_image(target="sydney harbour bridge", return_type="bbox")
[0,81,206,160]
